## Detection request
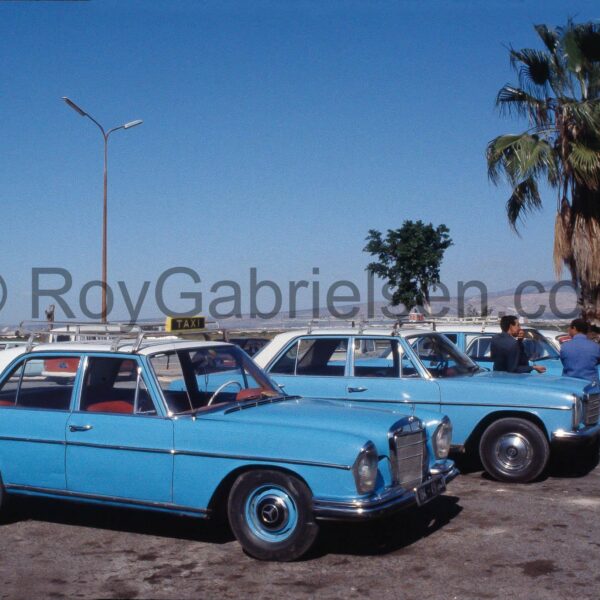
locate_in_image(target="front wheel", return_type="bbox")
[479,418,549,483]
[227,470,318,561]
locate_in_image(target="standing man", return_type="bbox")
[560,318,600,382]
[491,315,547,374]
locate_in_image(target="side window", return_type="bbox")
[444,333,458,344]
[353,338,399,378]
[399,348,420,378]
[80,357,156,415]
[150,351,191,414]
[465,334,493,360]
[270,342,299,375]
[0,357,79,410]
[296,338,348,377]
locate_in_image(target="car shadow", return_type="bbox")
[548,438,600,478]
[310,494,462,558]
[452,443,599,482]
[4,496,234,544]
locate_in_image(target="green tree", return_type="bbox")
[364,221,453,314]
[487,21,600,324]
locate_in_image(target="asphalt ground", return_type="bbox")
[1,445,599,600]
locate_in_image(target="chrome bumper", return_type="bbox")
[552,422,600,442]
[313,465,460,521]
[430,460,460,483]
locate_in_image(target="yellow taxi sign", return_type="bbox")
[165,316,206,332]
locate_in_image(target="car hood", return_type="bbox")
[438,371,597,408]
[191,396,419,461]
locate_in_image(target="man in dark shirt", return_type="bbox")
[491,315,546,374]
[560,318,600,382]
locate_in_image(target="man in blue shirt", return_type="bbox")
[560,319,600,382]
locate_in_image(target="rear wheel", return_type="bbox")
[227,470,318,561]
[479,418,549,483]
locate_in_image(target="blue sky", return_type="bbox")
[0,0,598,324]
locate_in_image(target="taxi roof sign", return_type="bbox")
[165,316,206,333]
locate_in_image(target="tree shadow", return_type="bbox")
[310,494,462,558]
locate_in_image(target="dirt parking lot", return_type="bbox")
[1,448,599,600]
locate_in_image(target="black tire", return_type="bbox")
[479,417,550,483]
[227,470,318,561]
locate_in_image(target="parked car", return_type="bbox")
[254,328,600,483]
[227,337,270,356]
[431,324,564,376]
[535,328,571,351]
[0,339,456,561]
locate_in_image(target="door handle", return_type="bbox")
[69,424,93,432]
[347,386,367,393]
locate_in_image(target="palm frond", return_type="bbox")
[568,142,600,189]
[571,212,600,286]
[496,85,550,125]
[534,24,559,54]
[553,199,572,277]
[509,48,552,91]
[487,133,557,187]
[577,24,600,62]
[561,98,600,136]
[506,178,542,231]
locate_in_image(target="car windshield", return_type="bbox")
[149,345,282,415]
[405,333,479,378]
[522,329,560,361]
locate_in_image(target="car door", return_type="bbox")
[266,336,351,400]
[0,354,79,491]
[65,355,174,504]
[342,336,441,412]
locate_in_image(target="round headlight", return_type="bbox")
[353,442,379,494]
[433,417,452,459]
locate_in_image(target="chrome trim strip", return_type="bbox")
[0,435,65,446]
[175,449,352,470]
[0,436,351,470]
[66,441,172,455]
[440,403,572,411]
[552,422,600,441]
[4,484,210,516]
[294,397,572,411]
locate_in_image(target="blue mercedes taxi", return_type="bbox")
[0,338,457,561]
[254,327,600,484]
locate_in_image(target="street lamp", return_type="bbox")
[62,96,142,323]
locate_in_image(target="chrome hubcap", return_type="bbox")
[244,485,298,542]
[495,433,532,472]
[257,496,288,530]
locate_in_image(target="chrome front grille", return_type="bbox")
[389,423,427,490]
[584,393,600,426]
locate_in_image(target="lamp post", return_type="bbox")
[62,97,142,323]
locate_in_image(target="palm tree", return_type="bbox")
[487,21,600,324]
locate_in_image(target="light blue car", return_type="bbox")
[254,328,600,484]
[433,324,564,376]
[0,339,456,561]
